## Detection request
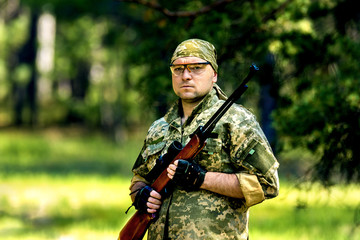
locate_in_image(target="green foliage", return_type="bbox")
[0,0,359,183]
[272,0,360,184]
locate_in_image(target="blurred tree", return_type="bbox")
[6,0,146,141]
[272,0,360,184]
[118,0,359,184]
[1,0,359,183]
[0,1,39,126]
[13,11,38,126]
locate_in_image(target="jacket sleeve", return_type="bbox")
[130,173,150,190]
[230,112,280,207]
[235,139,280,207]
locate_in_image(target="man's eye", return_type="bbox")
[189,65,204,70]
[173,66,184,71]
[173,66,184,72]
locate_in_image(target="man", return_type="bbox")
[129,39,279,240]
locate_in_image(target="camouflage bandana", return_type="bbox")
[170,39,218,72]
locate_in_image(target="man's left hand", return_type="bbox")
[167,160,206,191]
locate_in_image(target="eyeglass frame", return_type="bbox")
[169,62,211,76]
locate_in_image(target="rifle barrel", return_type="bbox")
[201,64,259,138]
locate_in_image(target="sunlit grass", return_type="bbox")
[0,174,133,240]
[0,128,359,240]
[1,174,359,240]
[250,182,360,240]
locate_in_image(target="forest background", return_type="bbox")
[0,0,359,239]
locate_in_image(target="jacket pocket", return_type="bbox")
[196,138,227,172]
[234,137,276,175]
[203,138,222,154]
[142,141,167,163]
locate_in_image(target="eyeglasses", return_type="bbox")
[170,62,210,76]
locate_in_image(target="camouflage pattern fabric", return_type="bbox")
[131,84,279,240]
[170,39,218,72]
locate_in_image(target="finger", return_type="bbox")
[150,190,162,200]
[174,160,179,166]
[167,167,175,175]
[147,208,157,214]
[148,196,162,205]
[147,201,161,209]
[167,172,174,179]
[168,163,177,171]
[167,167,177,180]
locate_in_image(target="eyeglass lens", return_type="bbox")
[170,62,209,76]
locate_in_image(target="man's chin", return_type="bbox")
[180,95,205,103]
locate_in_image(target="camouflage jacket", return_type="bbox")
[131,84,279,240]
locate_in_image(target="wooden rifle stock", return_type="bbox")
[118,64,259,240]
[119,135,205,240]
[118,211,153,240]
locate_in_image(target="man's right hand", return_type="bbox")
[145,187,162,214]
[132,185,162,214]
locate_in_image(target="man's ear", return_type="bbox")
[212,72,218,83]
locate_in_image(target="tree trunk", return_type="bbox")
[13,11,38,126]
[259,53,278,150]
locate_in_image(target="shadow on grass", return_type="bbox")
[0,159,132,177]
[0,128,143,177]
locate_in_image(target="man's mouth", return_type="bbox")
[181,85,193,88]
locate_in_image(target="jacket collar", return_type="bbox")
[164,84,227,127]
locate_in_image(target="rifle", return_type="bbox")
[118,64,259,240]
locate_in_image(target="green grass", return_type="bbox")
[250,182,360,240]
[0,128,359,239]
[0,174,131,240]
[0,127,141,176]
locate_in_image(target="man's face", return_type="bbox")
[171,56,217,104]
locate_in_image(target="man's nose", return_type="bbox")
[182,67,192,79]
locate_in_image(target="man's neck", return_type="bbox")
[180,100,199,125]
